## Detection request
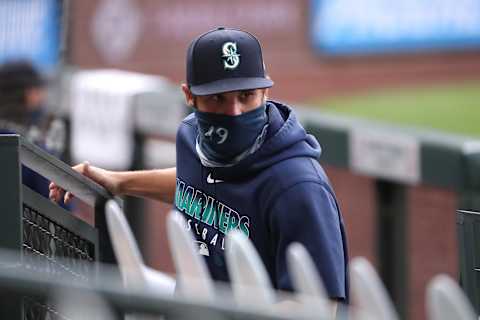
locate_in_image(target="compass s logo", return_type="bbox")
[222,42,240,70]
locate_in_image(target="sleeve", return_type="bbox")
[269,181,347,300]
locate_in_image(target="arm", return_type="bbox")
[269,182,347,301]
[114,167,176,202]
[49,162,176,204]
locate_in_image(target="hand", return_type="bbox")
[49,161,120,204]
[49,161,88,204]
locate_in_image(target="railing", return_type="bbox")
[0,134,116,319]
[0,250,314,320]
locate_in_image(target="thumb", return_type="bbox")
[82,161,91,175]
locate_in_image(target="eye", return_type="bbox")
[208,94,222,102]
[240,90,255,99]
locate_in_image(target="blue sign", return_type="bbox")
[311,0,480,55]
[0,0,61,71]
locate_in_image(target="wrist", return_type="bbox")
[108,170,125,195]
[86,165,122,196]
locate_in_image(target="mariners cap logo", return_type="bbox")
[222,42,240,70]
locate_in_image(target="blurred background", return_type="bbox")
[1,0,480,319]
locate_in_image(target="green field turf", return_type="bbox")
[311,81,480,138]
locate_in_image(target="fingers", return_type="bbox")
[73,161,90,175]
[82,161,90,172]
[50,161,91,204]
[64,191,74,204]
[49,183,75,204]
[49,182,63,202]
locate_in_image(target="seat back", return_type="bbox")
[105,200,146,288]
[287,242,328,298]
[287,242,331,317]
[349,257,399,320]
[426,274,477,320]
[105,200,175,296]
[166,211,215,301]
[225,230,275,308]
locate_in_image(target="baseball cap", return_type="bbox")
[186,27,274,96]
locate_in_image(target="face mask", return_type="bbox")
[195,104,268,163]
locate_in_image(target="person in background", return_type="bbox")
[0,60,66,198]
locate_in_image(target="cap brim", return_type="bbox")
[190,77,274,96]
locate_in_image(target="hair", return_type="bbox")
[0,60,45,125]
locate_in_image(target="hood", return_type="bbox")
[212,100,321,180]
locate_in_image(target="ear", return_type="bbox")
[181,84,195,107]
[263,88,269,103]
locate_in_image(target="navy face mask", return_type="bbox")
[195,104,268,163]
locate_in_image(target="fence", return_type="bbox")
[0,134,115,319]
[457,210,480,314]
[0,254,317,320]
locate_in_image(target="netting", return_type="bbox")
[22,204,95,320]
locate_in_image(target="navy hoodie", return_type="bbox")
[174,101,349,301]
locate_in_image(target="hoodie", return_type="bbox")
[174,100,348,301]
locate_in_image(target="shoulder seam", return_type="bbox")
[264,178,323,246]
[269,179,333,209]
[266,179,335,229]
[181,118,196,128]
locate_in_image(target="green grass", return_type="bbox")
[311,81,480,138]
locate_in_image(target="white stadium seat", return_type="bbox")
[225,230,275,308]
[287,242,332,318]
[349,257,399,320]
[166,211,215,301]
[426,274,477,320]
[105,200,175,295]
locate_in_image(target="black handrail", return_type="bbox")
[12,134,111,207]
[1,133,117,265]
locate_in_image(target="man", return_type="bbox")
[0,61,49,142]
[0,61,65,198]
[50,27,348,303]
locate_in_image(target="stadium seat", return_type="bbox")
[54,288,115,320]
[105,200,175,295]
[166,211,215,301]
[286,242,332,317]
[225,230,275,308]
[426,274,477,320]
[349,257,399,320]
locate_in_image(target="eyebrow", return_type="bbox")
[205,89,258,99]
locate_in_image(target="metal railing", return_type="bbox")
[0,250,319,320]
[0,134,115,319]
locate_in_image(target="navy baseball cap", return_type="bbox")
[186,27,274,96]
